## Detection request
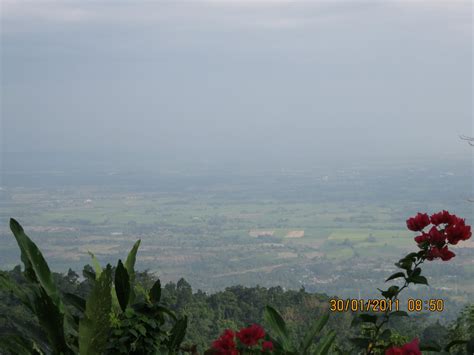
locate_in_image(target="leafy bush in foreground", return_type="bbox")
[0,219,187,354]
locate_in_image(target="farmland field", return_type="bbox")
[0,158,472,321]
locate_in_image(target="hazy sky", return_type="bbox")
[1,1,472,170]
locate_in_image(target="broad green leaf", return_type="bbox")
[155,305,177,322]
[79,264,113,355]
[409,275,428,285]
[87,251,102,279]
[63,292,86,313]
[168,316,188,350]
[149,279,162,304]
[314,330,336,355]
[9,219,62,308]
[444,340,467,351]
[115,259,130,312]
[411,267,421,277]
[32,286,70,354]
[124,240,141,277]
[378,286,399,299]
[301,312,329,354]
[264,305,291,351]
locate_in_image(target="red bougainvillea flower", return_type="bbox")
[236,324,266,347]
[385,338,421,355]
[426,246,455,261]
[430,210,453,225]
[262,341,274,352]
[406,213,430,231]
[414,232,429,245]
[212,329,238,355]
[446,219,471,245]
[427,226,446,245]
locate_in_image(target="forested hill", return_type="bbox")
[1,266,472,353]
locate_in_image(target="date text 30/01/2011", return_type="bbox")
[329,299,445,313]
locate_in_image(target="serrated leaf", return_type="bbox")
[115,260,130,312]
[79,264,112,355]
[301,312,329,353]
[385,272,406,282]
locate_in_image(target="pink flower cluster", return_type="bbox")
[211,324,273,354]
[406,211,471,261]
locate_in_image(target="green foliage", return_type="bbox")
[79,264,113,355]
[263,305,335,354]
[2,219,187,355]
[115,260,131,312]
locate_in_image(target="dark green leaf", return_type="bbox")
[466,338,474,354]
[409,275,428,285]
[264,305,291,351]
[87,251,102,279]
[378,286,399,299]
[79,264,113,355]
[301,312,329,353]
[32,286,70,354]
[149,279,161,304]
[444,340,467,351]
[124,240,140,304]
[385,272,406,282]
[63,292,86,313]
[314,330,336,355]
[168,316,188,350]
[411,267,421,277]
[115,260,130,312]
[395,260,412,270]
[9,219,63,309]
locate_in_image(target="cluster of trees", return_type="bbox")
[1,219,473,354]
[2,265,473,353]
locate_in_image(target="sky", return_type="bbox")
[1,0,472,171]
